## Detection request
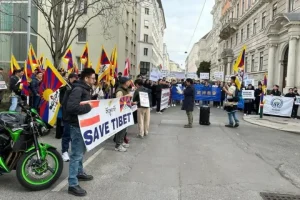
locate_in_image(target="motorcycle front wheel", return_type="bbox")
[16,148,63,191]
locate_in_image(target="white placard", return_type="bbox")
[149,71,159,81]
[186,72,197,79]
[160,88,170,110]
[263,96,294,117]
[295,96,300,105]
[139,92,150,108]
[200,73,209,80]
[242,90,254,99]
[214,72,224,80]
[0,81,7,90]
[244,79,254,86]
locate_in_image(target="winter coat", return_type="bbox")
[65,80,92,127]
[133,86,152,108]
[30,76,40,96]
[271,89,281,96]
[255,88,262,102]
[182,85,195,112]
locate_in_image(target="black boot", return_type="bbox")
[68,185,87,196]
[77,173,94,181]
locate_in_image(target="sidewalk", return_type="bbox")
[243,115,300,133]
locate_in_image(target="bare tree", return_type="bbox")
[0,0,142,68]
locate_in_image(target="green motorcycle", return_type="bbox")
[0,103,63,191]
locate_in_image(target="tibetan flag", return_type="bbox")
[39,55,44,71]
[124,58,130,77]
[63,47,74,73]
[26,55,33,80]
[97,46,111,82]
[29,44,39,70]
[9,55,21,76]
[73,63,79,74]
[233,45,246,90]
[20,66,30,96]
[110,47,118,79]
[80,43,91,68]
[39,59,67,126]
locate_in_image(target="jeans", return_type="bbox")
[62,122,71,153]
[227,111,239,125]
[68,125,85,187]
[33,95,41,110]
[186,111,193,125]
[115,128,127,148]
[9,96,20,111]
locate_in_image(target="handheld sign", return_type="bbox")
[242,90,254,99]
[139,92,150,107]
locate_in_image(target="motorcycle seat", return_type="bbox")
[0,113,25,128]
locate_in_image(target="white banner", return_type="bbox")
[296,96,300,105]
[200,73,209,80]
[242,90,254,99]
[173,72,185,79]
[186,72,197,79]
[160,88,170,110]
[160,70,169,78]
[263,96,294,117]
[78,97,134,151]
[139,92,150,108]
[0,81,7,90]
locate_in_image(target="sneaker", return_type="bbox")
[62,152,70,162]
[115,145,127,152]
[122,142,130,148]
[244,114,247,116]
[234,123,239,128]
[137,134,144,139]
[77,172,94,181]
[217,106,220,109]
[68,185,87,197]
[184,125,192,128]
[156,112,162,114]
[225,124,234,128]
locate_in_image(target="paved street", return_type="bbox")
[1,107,300,200]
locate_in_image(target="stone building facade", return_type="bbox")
[212,0,300,92]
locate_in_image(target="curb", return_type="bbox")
[243,117,300,134]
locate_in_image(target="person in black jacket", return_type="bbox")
[271,85,281,96]
[30,71,43,110]
[133,79,151,138]
[243,84,254,116]
[59,73,78,162]
[293,87,299,119]
[182,78,195,128]
[254,84,263,114]
[65,68,95,197]
[9,69,23,111]
[156,79,163,113]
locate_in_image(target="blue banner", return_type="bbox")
[194,85,221,101]
[171,85,184,100]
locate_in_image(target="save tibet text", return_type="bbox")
[83,112,132,145]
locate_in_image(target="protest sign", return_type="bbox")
[0,81,7,90]
[296,96,300,105]
[173,72,185,79]
[194,85,221,101]
[213,72,223,80]
[78,97,134,151]
[242,90,254,99]
[186,72,197,79]
[160,88,170,110]
[244,79,254,86]
[149,71,159,81]
[263,96,294,117]
[200,73,209,80]
[139,92,150,107]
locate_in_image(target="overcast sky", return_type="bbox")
[163,0,215,69]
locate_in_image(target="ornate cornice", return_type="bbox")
[267,43,278,48]
[290,36,300,40]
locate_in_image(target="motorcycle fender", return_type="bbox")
[0,157,9,173]
[25,143,56,160]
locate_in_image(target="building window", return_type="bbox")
[253,19,257,35]
[76,56,83,70]
[78,0,87,14]
[289,0,295,12]
[226,40,229,48]
[144,48,148,56]
[248,0,251,9]
[242,0,245,14]
[140,62,150,75]
[145,7,149,15]
[144,34,148,42]
[230,37,233,48]
[77,28,87,42]
[273,3,277,18]
[246,24,250,39]
[236,33,238,45]
[241,29,244,42]
[259,51,264,71]
[251,54,255,72]
[144,20,149,29]
[237,3,240,19]
[262,12,266,29]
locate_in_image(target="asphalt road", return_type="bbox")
[1,107,300,200]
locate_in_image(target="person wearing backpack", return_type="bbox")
[65,68,95,197]
[223,76,239,128]
[132,79,151,138]
[60,73,78,162]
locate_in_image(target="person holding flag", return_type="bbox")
[9,69,24,111]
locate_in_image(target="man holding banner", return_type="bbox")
[65,68,95,197]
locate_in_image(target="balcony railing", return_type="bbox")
[219,18,238,40]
